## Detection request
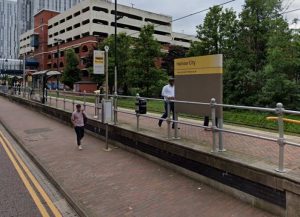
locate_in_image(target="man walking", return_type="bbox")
[158,77,176,129]
[71,104,86,150]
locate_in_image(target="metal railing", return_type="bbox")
[1,85,300,173]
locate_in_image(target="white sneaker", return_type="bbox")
[78,145,83,150]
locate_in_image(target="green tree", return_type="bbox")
[128,25,167,97]
[188,5,238,58]
[100,33,132,94]
[260,18,300,109]
[61,49,81,88]
[162,45,187,76]
[225,0,287,105]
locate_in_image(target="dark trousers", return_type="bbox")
[74,126,84,146]
[204,116,218,127]
[159,101,175,128]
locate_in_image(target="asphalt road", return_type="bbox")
[0,126,78,217]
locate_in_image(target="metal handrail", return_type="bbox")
[1,85,300,173]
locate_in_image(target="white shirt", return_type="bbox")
[161,84,175,101]
[71,111,85,127]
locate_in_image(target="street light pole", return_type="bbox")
[23,54,26,96]
[114,0,117,95]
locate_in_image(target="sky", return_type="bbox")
[117,0,300,35]
[8,0,300,35]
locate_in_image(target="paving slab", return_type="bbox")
[0,96,277,216]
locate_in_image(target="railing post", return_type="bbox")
[136,93,140,132]
[173,112,180,140]
[218,118,226,152]
[63,89,66,111]
[211,98,218,153]
[72,97,75,111]
[49,90,52,106]
[83,90,86,111]
[275,103,286,173]
[113,92,118,125]
[55,89,58,108]
[166,99,171,140]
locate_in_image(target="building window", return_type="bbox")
[82,32,89,37]
[66,15,72,20]
[60,51,64,57]
[59,62,64,67]
[93,19,108,25]
[111,10,142,21]
[48,54,52,59]
[74,23,80,29]
[145,18,171,26]
[92,6,108,13]
[81,45,88,52]
[74,11,80,17]
[174,38,191,43]
[111,22,141,31]
[82,19,90,25]
[48,25,53,29]
[93,32,108,37]
[66,26,72,31]
[66,38,72,42]
[54,32,58,36]
[74,35,80,40]
[60,29,65,34]
[54,22,58,26]
[74,47,80,53]
[154,30,170,36]
[82,7,90,13]
[60,19,65,23]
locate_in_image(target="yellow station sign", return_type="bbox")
[174,54,223,76]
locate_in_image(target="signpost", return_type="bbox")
[174,54,224,152]
[93,50,105,75]
[174,54,223,116]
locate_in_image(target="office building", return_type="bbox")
[0,0,18,59]
[17,0,83,34]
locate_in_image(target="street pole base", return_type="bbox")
[211,149,219,153]
[218,149,226,152]
[103,147,112,152]
[275,168,287,173]
[93,116,98,119]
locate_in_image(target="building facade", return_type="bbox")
[19,0,197,79]
[17,0,83,35]
[0,0,18,59]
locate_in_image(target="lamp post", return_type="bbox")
[114,0,117,95]
[54,38,63,92]
[54,38,63,72]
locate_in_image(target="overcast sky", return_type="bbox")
[8,0,300,34]
[117,0,300,35]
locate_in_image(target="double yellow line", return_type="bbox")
[0,131,62,217]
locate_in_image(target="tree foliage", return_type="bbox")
[61,49,81,88]
[127,25,168,97]
[191,0,300,109]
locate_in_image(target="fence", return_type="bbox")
[1,85,300,174]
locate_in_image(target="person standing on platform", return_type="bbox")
[71,104,87,150]
[158,77,176,129]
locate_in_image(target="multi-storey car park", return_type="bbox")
[19,0,197,80]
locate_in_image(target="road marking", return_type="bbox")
[0,136,50,217]
[0,131,62,217]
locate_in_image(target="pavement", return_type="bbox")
[50,96,300,179]
[0,96,278,216]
